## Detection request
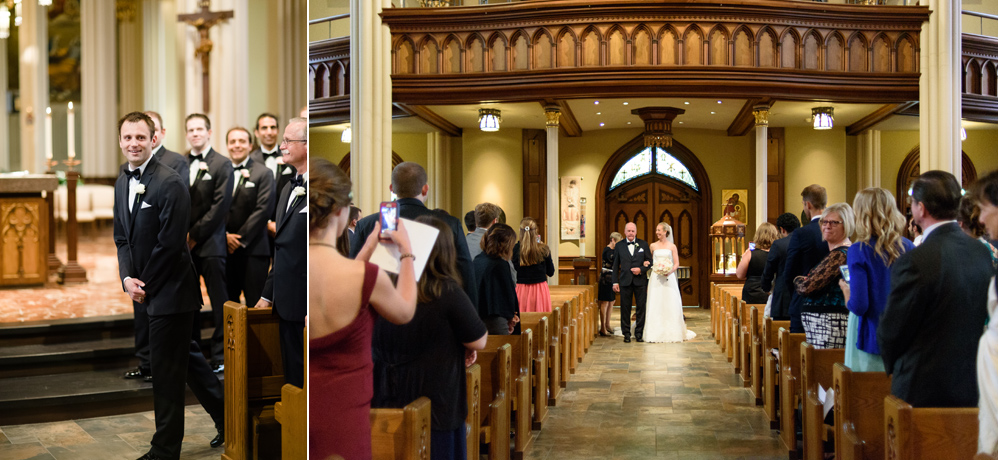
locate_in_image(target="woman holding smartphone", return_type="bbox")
[794,202,854,349]
[838,188,913,371]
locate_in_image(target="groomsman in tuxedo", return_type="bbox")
[185,113,234,372]
[224,127,275,307]
[250,113,297,219]
[254,117,308,389]
[612,222,653,342]
[782,184,829,333]
[113,112,224,460]
[878,170,992,407]
[145,111,189,187]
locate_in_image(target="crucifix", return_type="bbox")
[178,0,234,113]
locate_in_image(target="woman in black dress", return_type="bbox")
[598,232,624,336]
[736,222,779,305]
[372,215,489,460]
[474,223,520,335]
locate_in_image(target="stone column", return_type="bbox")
[856,130,881,189]
[0,32,8,171]
[350,0,393,213]
[142,0,182,149]
[81,0,118,176]
[212,0,249,137]
[545,107,561,285]
[19,0,48,173]
[277,0,306,122]
[117,6,143,115]
[427,132,453,213]
[753,106,769,228]
[919,0,961,178]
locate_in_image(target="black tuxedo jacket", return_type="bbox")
[262,178,308,322]
[783,218,829,309]
[113,156,202,316]
[188,147,233,258]
[155,146,190,188]
[250,147,296,218]
[611,239,652,287]
[761,236,792,318]
[878,222,992,407]
[226,158,276,257]
[350,198,478,307]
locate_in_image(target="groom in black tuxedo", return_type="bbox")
[612,222,653,342]
[113,112,224,460]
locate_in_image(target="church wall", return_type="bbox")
[461,128,524,229]
[393,132,429,169]
[879,130,998,190]
[845,134,859,205]
[961,131,998,176]
[247,0,280,126]
[307,130,428,186]
[309,0,350,41]
[785,126,848,214]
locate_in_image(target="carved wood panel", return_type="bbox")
[1,198,47,286]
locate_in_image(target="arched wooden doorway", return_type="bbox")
[596,136,712,309]
[894,148,977,215]
[337,152,404,176]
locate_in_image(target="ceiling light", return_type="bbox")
[623,102,629,106]
[684,101,689,105]
[594,101,600,105]
[0,5,9,39]
[710,112,715,115]
[599,122,605,127]
[678,121,684,124]
[717,100,722,104]
[596,112,601,115]
[627,122,631,125]
[812,107,834,130]
[38,0,51,5]
[479,108,501,132]
[961,127,967,141]
[341,127,351,143]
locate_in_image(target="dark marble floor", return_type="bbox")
[0,407,220,460]
[521,307,787,460]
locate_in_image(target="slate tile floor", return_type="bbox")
[0,309,787,459]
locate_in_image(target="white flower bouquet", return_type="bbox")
[652,258,673,276]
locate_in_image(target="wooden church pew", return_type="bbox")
[763,318,791,427]
[222,302,284,460]
[550,292,582,369]
[549,300,573,379]
[485,329,534,459]
[517,314,550,428]
[883,395,979,460]
[465,363,482,460]
[476,343,512,460]
[742,305,764,397]
[778,327,807,459]
[274,324,306,460]
[831,363,891,460]
[521,310,561,405]
[370,397,432,460]
[800,342,844,460]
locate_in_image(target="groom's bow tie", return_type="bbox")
[125,168,141,181]
[188,153,204,163]
[626,241,636,246]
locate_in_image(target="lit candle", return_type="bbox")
[67,102,75,159]
[45,106,52,160]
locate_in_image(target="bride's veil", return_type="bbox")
[664,223,675,245]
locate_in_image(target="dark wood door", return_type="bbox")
[606,176,700,306]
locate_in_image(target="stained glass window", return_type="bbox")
[609,148,652,190]
[609,147,698,191]
[655,148,698,191]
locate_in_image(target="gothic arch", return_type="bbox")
[894,147,977,214]
[338,152,405,177]
[596,135,713,309]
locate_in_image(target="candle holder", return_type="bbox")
[62,158,81,171]
[46,158,60,170]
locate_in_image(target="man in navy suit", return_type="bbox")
[878,170,992,407]
[224,127,275,307]
[254,117,308,389]
[782,184,829,333]
[612,222,653,342]
[113,112,223,460]
[185,113,234,371]
[761,212,801,320]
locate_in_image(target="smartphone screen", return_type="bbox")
[839,265,850,283]
[379,201,398,234]
[748,242,756,251]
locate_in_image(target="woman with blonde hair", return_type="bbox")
[736,222,780,305]
[512,217,556,313]
[643,222,696,342]
[838,188,913,370]
[598,232,624,336]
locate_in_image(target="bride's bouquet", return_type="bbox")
[652,258,673,276]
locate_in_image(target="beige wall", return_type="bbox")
[461,128,525,229]
[785,126,848,216]
[879,129,998,195]
[308,0,349,41]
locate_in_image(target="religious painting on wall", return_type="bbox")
[721,189,747,223]
[47,0,81,103]
[561,176,582,240]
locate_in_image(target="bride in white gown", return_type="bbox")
[643,223,696,343]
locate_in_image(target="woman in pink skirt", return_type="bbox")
[512,217,555,313]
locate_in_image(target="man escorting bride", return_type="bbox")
[643,223,697,343]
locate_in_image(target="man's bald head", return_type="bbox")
[624,222,637,240]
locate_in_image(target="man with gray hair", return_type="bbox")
[351,162,478,307]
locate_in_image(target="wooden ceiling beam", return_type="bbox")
[403,104,463,137]
[846,102,916,136]
[537,99,582,137]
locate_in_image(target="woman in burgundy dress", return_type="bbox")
[307,160,419,460]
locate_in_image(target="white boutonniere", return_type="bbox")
[240,169,250,178]
[132,184,146,195]
[199,163,209,171]
[276,156,285,165]
[292,186,306,197]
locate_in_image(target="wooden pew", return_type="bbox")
[549,299,573,380]
[883,395,979,460]
[800,343,844,460]
[778,327,807,459]
[763,318,791,427]
[370,397,432,460]
[274,325,306,460]
[740,304,764,392]
[711,283,741,340]
[521,310,561,405]
[222,302,284,460]
[518,314,550,429]
[551,284,594,351]
[485,329,534,459]
[476,343,512,460]
[550,292,582,369]
[465,364,482,460]
[831,364,891,460]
